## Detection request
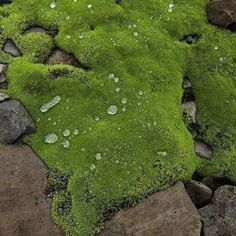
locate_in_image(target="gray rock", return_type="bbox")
[0,144,64,236]
[100,182,202,236]
[201,176,230,191]
[0,64,7,84]
[3,39,22,57]
[182,78,192,89]
[0,100,36,144]
[182,101,197,123]
[0,93,9,102]
[195,140,213,159]
[199,185,236,236]
[23,26,58,37]
[185,180,213,208]
[207,0,236,31]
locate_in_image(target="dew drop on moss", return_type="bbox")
[95,153,102,160]
[63,129,70,137]
[40,96,61,113]
[50,1,56,9]
[62,140,70,149]
[107,105,118,115]
[44,133,58,144]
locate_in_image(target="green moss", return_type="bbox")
[0,0,235,235]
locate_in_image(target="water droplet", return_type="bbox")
[121,98,127,104]
[138,90,144,96]
[115,87,120,93]
[62,140,70,149]
[88,4,92,8]
[50,1,56,8]
[44,133,58,144]
[95,153,102,160]
[157,151,168,157]
[40,96,61,113]
[114,77,119,83]
[63,129,70,137]
[134,32,139,37]
[122,107,126,112]
[90,164,96,171]
[107,105,118,115]
[168,2,175,12]
[108,73,115,79]
[73,129,79,135]
[214,45,219,50]
[95,116,100,121]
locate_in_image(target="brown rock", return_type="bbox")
[194,140,213,159]
[207,0,236,31]
[199,185,236,236]
[185,180,213,208]
[100,182,202,236]
[0,144,64,236]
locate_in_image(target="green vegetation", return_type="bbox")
[0,0,235,235]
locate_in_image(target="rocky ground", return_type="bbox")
[0,0,236,235]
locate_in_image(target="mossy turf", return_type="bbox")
[0,0,235,235]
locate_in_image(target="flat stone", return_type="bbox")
[199,185,236,236]
[185,180,213,208]
[0,144,63,236]
[0,100,36,144]
[194,140,213,159]
[3,39,22,57]
[0,92,9,102]
[182,101,197,123]
[100,182,202,236]
[207,0,236,31]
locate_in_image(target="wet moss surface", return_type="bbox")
[0,0,235,235]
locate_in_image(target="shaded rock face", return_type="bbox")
[185,180,213,208]
[207,0,236,31]
[23,26,58,37]
[0,100,36,144]
[46,48,88,69]
[0,144,63,236]
[100,182,202,236]
[199,185,236,236]
[194,140,213,159]
[0,64,7,88]
[0,0,12,4]
[3,39,22,57]
[0,92,9,102]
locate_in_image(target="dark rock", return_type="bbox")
[3,39,22,57]
[0,64,7,85]
[180,33,201,44]
[0,144,64,236]
[185,180,213,208]
[0,100,36,144]
[199,185,236,236]
[200,176,232,191]
[23,26,58,37]
[182,101,197,123]
[207,0,236,31]
[182,78,192,89]
[100,182,202,236]
[46,48,89,69]
[194,140,213,159]
[0,0,12,5]
[0,92,9,102]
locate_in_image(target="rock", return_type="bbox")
[0,144,63,236]
[194,140,213,159]
[207,0,236,31]
[201,176,231,191]
[182,101,197,123]
[0,100,36,144]
[100,182,202,236]
[46,48,88,69]
[199,185,236,236]
[3,39,22,57]
[0,92,9,102]
[182,78,192,89]
[23,26,58,37]
[0,64,7,85]
[185,180,213,208]
[0,0,12,4]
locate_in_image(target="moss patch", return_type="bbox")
[0,0,235,235]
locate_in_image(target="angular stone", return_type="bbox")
[182,101,197,123]
[100,182,202,236]
[0,100,36,144]
[199,185,236,236]
[207,0,236,31]
[3,39,22,57]
[185,180,213,208]
[194,140,213,159]
[0,144,63,236]
[0,92,9,102]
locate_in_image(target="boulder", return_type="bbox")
[207,0,236,31]
[3,39,22,57]
[199,185,236,236]
[100,182,202,236]
[0,100,36,144]
[0,144,63,236]
[185,180,213,208]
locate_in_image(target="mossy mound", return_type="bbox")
[0,0,235,235]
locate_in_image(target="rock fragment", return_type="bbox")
[194,140,213,159]
[3,39,22,57]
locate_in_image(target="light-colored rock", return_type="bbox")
[3,39,22,57]
[200,185,236,236]
[100,182,202,236]
[0,144,63,236]
[0,92,9,102]
[194,140,213,159]
[0,100,36,144]
[182,101,197,123]
[185,180,213,208]
[182,78,192,89]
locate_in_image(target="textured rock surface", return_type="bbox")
[185,180,213,208]
[0,100,36,144]
[182,101,197,123]
[0,144,63,236]
[200,185,236,236]
[207,0,236,30]
[194,140,213,159]
[0,92,9,102]
[3,39,22,57]
[100,182,202,236]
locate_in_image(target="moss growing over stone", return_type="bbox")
[0,0,235,235]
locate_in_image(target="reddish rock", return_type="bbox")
[100,182,202,236]
[0,144,63,236]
